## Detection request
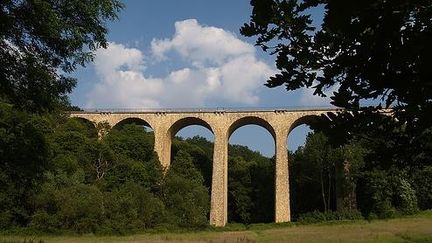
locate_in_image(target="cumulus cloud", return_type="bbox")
[151,19,255,66]
[85,19,274,108]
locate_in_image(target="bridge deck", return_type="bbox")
[69,106,341,114]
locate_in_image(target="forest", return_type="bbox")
[1,102,431,234]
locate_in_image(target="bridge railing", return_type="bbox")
[68,106,342,113]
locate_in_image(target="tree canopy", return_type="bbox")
[241,0,431,125]
[241,0,432,169]
[0,0,123,112]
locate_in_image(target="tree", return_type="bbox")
[162,150,209,228]
[298,132,336,212]
[0,103,50,228]
[228,156,254,223]
[241,0,431,114]
[241,0,432,168]
[0,0,123,112]
[290,132,364,216]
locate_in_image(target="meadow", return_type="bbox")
[2,211,432,243]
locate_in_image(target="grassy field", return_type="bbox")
[2,211,432,243]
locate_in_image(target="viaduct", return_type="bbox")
[69,108,340,227]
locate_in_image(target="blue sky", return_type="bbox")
[70,0,330,156]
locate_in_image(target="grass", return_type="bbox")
[1,211,432,243]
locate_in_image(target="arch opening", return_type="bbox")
[168,117,215,222]
[227,117,276,224]
[67,117,98,139]
[169,118,214,186]
[228,116,276,140]
[169,117,213,137]
[107,117,155,163]
[287,115,337,220]
[112,117,153,132]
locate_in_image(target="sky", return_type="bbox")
[69,0,330,157]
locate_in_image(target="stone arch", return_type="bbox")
[112,117,153,131]
[227,116,277,223]
[68,117,98,138]
[163,116,215,169]
[168,117,214,137]
[286,114,325,220]
[288,114,321,134]
[228,116,276,140]
[69,116,96,127]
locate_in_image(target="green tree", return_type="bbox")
[357,168,418,218]
[163,150,209,228]
[0,0,123,112]
[290,132,364,216]
[102,182,167,233]
[227,145,275,224]
[241,0,432,168]
[410,166,432,210]
[105,124,155,163]
[0,104,50,228]
[228,156,254,223]
[302,132,336,212]
[172,136,214,188]
[241,0,431,115]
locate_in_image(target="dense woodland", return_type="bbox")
[1,103,431,233]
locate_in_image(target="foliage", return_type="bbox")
[105,124,155,162]
[241,0,432,115]
[227,145,275,224]
[1,109,429,233]
[241,0,432,181]
[228,156,254,223]
[290,132,356,214]
[172,136,214,188]
[298,209,363,224]
[357,168,418,219]
[411,166,432,210]
[101,182,166,233]
[0,104,50,229]
[0,0,123,112]
[162,151,209,228]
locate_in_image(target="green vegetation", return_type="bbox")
[0,0,123,112]
[1,0,431,238]
[1,104,431,234]
[1,211,432,242]
[0,105,277,233]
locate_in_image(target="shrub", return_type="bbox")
[31,183,104,233]
[411,166,432,210]
[357,168,418,218]
[298,209,363,224]
[102,182,167,233]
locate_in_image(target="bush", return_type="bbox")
[31,183,104,233]
[357,168,418,218]
[102,182,167,233]
[162,151,210,228]
[298,210,363,224]
[394,177,418,215]
[411,166,432,210]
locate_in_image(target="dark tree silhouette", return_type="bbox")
[0,0,123,112]
[241,0,432,166]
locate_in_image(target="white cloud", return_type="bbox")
[85,19,274,108]
[151,19,255,66]
[94,42,144,75]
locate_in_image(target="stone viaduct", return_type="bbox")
[69,108,340,227]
